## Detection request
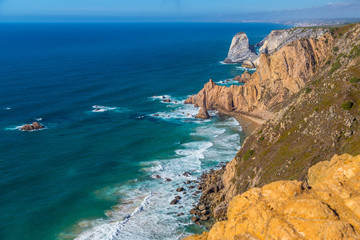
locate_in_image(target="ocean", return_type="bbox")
[0,22,288,240]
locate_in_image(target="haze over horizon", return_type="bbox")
[0,0,359,22]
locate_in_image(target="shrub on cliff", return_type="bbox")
[341,100,354,110]
[350,77,360,83]
[330,60,341,74]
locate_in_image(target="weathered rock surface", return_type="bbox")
[187,23,360,230]
[224,27,328,65]
[184,154,360,240]
[187,31,333,120]
[257,27,329,56]
[233,71,251,83]
[195,107,211,119]
[223,32,257,63]
[20,122,45,131]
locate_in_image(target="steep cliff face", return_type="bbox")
[185,154,360,240]
[223,27,328,65]
[223,32,257,63]
[257,27,328,55]
[188,23,360,227]
[186,31,334,120]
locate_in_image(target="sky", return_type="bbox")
[0,0,359,22]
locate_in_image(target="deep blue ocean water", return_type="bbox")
[0,22,289,240]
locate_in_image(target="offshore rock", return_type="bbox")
[21,122,45,131]
[184,154,360,240]
[223,32,257,63]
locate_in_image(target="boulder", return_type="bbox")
[176,187,185,192]
[170,199,179,205]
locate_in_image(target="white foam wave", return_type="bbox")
[3,107,11,110]
[75,193,153,240]
[91,105,129,113]
[70,109,244,240]
[216,79,242,86]
[236,66,257,71]
[4,125,47,131]
[149,95,216,123]
[148,95,171,101]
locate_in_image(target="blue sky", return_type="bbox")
[0,0,359,22]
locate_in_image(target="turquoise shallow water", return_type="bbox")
[0,22,289,240]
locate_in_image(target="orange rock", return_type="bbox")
[183,154,360,240]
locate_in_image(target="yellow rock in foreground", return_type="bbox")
[184,154,360,240]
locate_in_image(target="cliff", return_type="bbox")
[186,23,360,231]
[223,27,328,65]
[186,30,334,120]
[257,27,328,56]
[185,154,360,240]
[223,32,257,63]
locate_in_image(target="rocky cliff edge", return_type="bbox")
[184,154,360,240]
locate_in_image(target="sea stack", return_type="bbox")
[223,32,257,64]
[21,122,45,131]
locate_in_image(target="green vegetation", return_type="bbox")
[244,149,254,161]
[333,46,339,52]
[325,39,328,44]
[350,45,360,58]
[304,87,312,93]
[329,61,341,74]
[341,101,354,110]
[350,77,360,83]
[257,130,263,135]
[259,136,265,141]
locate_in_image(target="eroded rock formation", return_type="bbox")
[257,27,328,56]
[223,32,257,63]
[187,32,333,120]
[185,154,360,240]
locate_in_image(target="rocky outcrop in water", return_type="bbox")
[223,32,257,63]
[21,122,45,131]
[184,154,360,240]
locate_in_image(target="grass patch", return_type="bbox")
[350,77,360,83]
[244,149,254,161]
[341,101,354,110]
[350,45,360,59]
[304,87,312,93]
[330,61,341,74]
